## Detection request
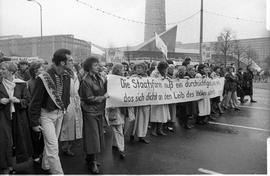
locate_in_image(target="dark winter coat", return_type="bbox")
[236,72,245,98]
[243,70,254,96]
[12,81,33,163]
[0,83,13,169]
[29,67,71,127]
[78,72,106,155]
[0,81,33,169]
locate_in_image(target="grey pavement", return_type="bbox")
[15,88,270,174]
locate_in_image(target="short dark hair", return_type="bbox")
[121,62,128,66]
[213,66,220,72]
[197,64,206,72]
[166,59,174,65]
[29,62,43,78]
[52,49,71,66]
[83,57,99,72]
[157,61,169,73]
[105,62,113,68]
[18,60,29,66]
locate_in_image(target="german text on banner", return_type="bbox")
[106,75,225,108]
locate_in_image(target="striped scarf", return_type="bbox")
[54,74,63,99]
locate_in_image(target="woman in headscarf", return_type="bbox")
[0,61,33,174]
[130,62,151,143]
[78,57,109,174]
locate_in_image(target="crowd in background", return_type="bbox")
[0,49,257,174]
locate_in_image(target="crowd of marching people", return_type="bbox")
[0,49,257,174]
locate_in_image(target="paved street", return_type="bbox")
[15,88,270,174]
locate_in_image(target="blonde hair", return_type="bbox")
[111,63,124,76]
[0,61,18,74]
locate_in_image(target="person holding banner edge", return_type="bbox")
[78,57,109,174]
[106,63,129,159]
[130,62,151,143]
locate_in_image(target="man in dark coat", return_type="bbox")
[243,65,257,103]
[29,49,71,174]
[236,68,245,103]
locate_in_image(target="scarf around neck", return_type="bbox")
[2,78,16,114]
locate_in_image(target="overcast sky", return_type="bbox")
[0,0,269,48]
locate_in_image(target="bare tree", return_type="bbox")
[214,28,234,67]
[232,40,246,69]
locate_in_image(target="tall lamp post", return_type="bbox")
[27,0,43,38]
[199,0,203,63]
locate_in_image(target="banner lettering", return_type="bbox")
[106,75,225,108]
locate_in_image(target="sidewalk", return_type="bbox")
[253,82,270,90]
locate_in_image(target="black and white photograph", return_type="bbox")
[0,0,270,174]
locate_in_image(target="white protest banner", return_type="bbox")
[106,75,225,108]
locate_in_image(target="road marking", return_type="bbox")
[209,122,270,133]
[267,137,270,174]
[239,105,270,111]
[198,168,223,175]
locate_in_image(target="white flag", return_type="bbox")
[155,33,168,59]
[239,57,262,72]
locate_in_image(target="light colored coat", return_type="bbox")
[150,70,171,123]
[195,73,211,116]
[60,73,83,141]
[106,108,126,126]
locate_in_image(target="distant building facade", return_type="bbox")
[0,34,91,63]
[176,37,270,69]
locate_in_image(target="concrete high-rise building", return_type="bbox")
[144,0,166,42]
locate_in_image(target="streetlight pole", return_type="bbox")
[27,0,43,38]
[199,0,203,63]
